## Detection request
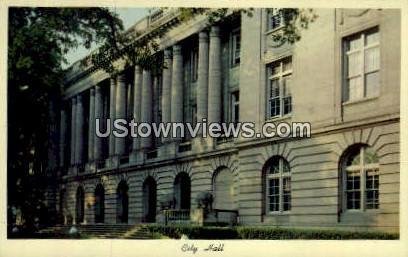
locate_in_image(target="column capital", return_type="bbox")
[76,94,83,102]
[71,97,77,104]
[210,25,220,37]
[173,44,182,56]
[117,73,126,83]
[90,87,95,95]
[199,31,209,42]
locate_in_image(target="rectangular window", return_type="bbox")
[231,29,241,66]
[346,170,361,210]
[365,168,379,209]
[268,178,280,212]
[268,8,283,31]
[267,56,292,119]
[344,27,380,102]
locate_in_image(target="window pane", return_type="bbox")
[347,171,360,191]
[365,47,380,72]
[283,57,292,72]
[283,96,292,115]
[346,170,361,210]
[283,75,291,96]
[269,98,280,117]
[271,63,280,76]
[346,147,361,167]
[270,79,280,97]
[364,148,379,164]
[365,29,379,46]
[268,178,280,212]
[348,52,362,77]
[365,71,380,98]
[347,191,361,209]
[348,76,364,101]
[348,35,361,51]
[365,169,379,209]
[283,177,291,211]
[269,159,280,174]
[269,13,282,30]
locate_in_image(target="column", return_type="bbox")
[171,44,183,139]
[70,97,76,166]
[132,65,143,154]
[59,108,66,167]
[115,74,127,156]
[161,49,172,143]
[140,69,153,149]
[75,94,84,165]
[88,88,95,161]
[208,26,222,123]
[109,77,116,157]
[197,31,209,122]
[94,85,103,161]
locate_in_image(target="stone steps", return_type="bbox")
[38,224,154,239]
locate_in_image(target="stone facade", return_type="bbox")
[47,8,400,232]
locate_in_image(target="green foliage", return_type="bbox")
[146,225,238,239]
[236,227,399,240]
[90,8,315,75]
[271,8,318,46]
[146,225,398,240]
[8,7,124,229]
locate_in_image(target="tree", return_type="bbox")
[8,7,124,231]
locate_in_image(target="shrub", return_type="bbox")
[146,224,238,239]
[146,225,398,240]
[236,227,399,240]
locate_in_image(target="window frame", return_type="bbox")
[266,56,293,119]
[342,146,380,212]
[267,8,284,32]
[230,90,240,125]
[230,28,241,67]
[266,157,291,214]
[343,27,380,103]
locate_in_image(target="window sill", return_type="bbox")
[265,26,284,35]
[342,95,379,106]
[267,211,291,216]
[265,114,292,123]
[343,209,380,214]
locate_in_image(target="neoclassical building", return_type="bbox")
[45,8,401,232]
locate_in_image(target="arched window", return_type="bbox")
[142,176,157,223]
[117,181,129,223]
[342,145,379,210]
[174,172,191,210]
[94,184,105,223]
[76,186,85,224]
[264,156,291,213]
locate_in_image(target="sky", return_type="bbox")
[63,8,150,68]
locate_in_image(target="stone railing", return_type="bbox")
[163,209,190,225]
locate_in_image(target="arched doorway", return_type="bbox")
[213,167,237,210]
[117,181,129,223]
[94,184,105,223]
[142,177,157,222]
[174,172,191,210]
[75,186,85,224]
